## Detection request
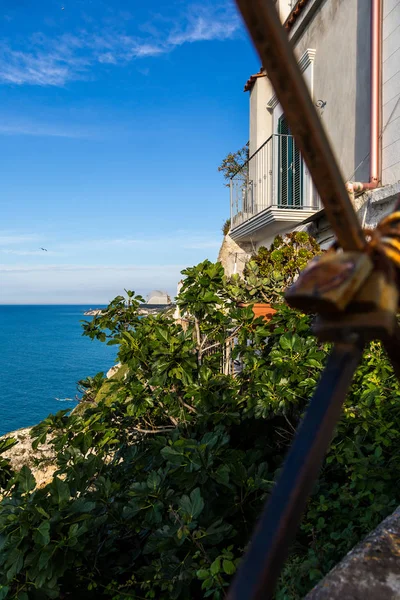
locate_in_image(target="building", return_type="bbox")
[224,0,400,273]
[146,290,171,305]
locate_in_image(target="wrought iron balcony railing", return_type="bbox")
[230,134,321,229]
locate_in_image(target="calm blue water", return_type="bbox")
[0,306,117,436]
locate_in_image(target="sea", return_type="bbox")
[0,305,117,437]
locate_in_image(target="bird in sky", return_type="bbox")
[40,247,48,252]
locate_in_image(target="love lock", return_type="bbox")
[313,269,399,343]
[285,251,373,314]
[349,269,398,314]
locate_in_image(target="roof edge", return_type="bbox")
[243,68,266,93]
[284,0,311,32]
[243,0,312,92]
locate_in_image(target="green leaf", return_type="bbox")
[147,471,161,491]
[279,334,294,351]
[0,438,17,454]
[179,488,204,520]
[222,559,236,575]
[210,558,221,576]
[161,446,184,465]
[196,570,209,580]
[38,549,52,571]
[17,465,36,493]
[0,586,9,600]
[69,499,96,514]
[205,520,232,544]
[33,521,51,546]
[6,550,24,581]
[51,478,70,506]
[213,464,230,486]
[36,506,50,519]
[190,488,205,519]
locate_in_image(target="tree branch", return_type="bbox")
[133,426,176,435]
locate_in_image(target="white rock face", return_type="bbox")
[146,290,171,304]
[1,427,56,488]
[106,363,121,379]
[217,234,253,277]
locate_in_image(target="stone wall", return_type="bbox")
[305,182,400,248]
[306,506,400,599]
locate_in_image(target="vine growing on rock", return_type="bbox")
[0,236,399,599]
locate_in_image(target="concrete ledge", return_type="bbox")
[368,182,400,207]
[230,207,318,242]
[305,506,400,599]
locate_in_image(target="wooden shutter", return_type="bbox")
[278,115,303,207]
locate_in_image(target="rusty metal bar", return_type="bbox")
[228,342,364,599]
[235,0,366,252]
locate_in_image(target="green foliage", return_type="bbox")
[218,143,249,186]
[251,232,321,280]
[240,231,321,304]
[0,235,399,599]
[0,438,17,490]
[81,290,145,344]
[77,371,106,402]
[278,340,400,597]
[222,219,231,236]
[222,232,321,306]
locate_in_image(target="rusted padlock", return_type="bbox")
[285,251,373,314]
[314,269,399,342]
[348,269,398,315]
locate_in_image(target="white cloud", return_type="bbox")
[0,263,181,273]
[0,45,82,86]
[0,122,90,138]
[54,233,221,252]
[0,229,220,302]
[2,249,58,256]
[168,6,240,45]
[0,3,241,87]
[0,233,40,246]
[97,52,117,64]
[0,263,184,304]
[0,231,220,257]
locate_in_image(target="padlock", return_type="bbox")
[314,270,399,343]
[348,269,399,315]
[285,251,373,314]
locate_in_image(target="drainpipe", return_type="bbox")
[347,0,382,196]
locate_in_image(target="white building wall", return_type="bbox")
[232,0,400,262]
[291,0,371,183]
[382,0,400,184]
[249,77,273,157]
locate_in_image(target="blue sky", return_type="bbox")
[0,0,258,304]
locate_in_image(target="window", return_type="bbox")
[278,115,303,208]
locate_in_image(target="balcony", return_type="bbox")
[230,134,321,242]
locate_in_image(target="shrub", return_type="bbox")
[0,237,398,599]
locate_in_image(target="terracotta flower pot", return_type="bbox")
[239,302,276,321]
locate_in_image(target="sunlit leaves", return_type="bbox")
[2,239,399,600]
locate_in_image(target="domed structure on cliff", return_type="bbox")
[146,290,171,305]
